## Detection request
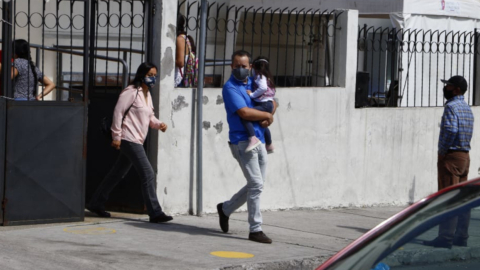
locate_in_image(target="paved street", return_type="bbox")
[0,206,405,270]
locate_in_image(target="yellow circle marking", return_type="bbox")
[210,251,254,259]
[63,227,116,235]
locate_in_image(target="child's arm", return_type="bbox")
[249,75,268,99]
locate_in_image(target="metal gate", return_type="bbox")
[85,0,152,214]
[0,0,155,224]
[0,0,90,225]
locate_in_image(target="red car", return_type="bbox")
[317,177,480,270]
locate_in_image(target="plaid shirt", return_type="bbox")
[438,95,474,155]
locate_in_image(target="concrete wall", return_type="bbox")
[155,5,480,216]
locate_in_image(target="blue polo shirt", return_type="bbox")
[222,75,265,144]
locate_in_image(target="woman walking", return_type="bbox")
[87,62,173,223]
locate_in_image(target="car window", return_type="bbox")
[325,186,480,270]
[376,206,480,269]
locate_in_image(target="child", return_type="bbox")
[243,56,276,153]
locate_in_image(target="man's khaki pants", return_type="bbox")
[437,151,470,243]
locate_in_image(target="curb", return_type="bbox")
[217,256,329,270]
[383,246,480,267]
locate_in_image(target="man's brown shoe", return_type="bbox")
[217,203,229,233]
[249,231,272,244]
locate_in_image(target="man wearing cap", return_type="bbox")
[423,75,474,249]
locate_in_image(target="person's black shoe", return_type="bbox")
[453,238,468,247]
[423,237,452,249]
[249,231,272,244]
[86,206,111,218]
[149,212,173,223]
[217,203,229,233]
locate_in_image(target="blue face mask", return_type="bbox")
[143,76,156,89]
[232,67,250,81]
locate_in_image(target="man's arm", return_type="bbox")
[438,106,458,156]
[238,99,277,127]
[237,107,273,123]
[223,84,273,126]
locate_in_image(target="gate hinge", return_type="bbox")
[152,4,156,15]
[1,198,7,210]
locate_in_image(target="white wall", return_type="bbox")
[154,7,480,216]
[157,87,480,215]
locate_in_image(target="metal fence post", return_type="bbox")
[2,0,13,98]
[473,28,479,105]
[196,0,207,217]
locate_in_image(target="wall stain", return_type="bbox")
[203,96,209,105]
[171,95,189,128]
[167,24,176,41]
[160,47,174,80]
[170,110,175,128]
[216,95,224,105]
[214,121,223,134]
[172,95,189,112]
[203,121,211,130]
[287,102,292,111]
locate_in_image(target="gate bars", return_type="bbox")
[177,0,342,88]
[357,25,477,107]
[0,0,91,101]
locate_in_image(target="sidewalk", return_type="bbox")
[0,206,406,270]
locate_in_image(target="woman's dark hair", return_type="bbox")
[176,15,196,54]
[177,15,186,35]
[253,56,275,88]
[13,39,38,95]
[131,62,158,88]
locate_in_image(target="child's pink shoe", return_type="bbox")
[245,136,261,152]
[266,144,274,154]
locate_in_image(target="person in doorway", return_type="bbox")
[242,56,276,153]
[87,62,173,223]
[0,39,55,100]
[174,15,197,87]
[217,50,276,244]
[423,75,474,248]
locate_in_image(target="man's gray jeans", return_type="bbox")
[222,140,267,233]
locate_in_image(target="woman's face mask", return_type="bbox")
[232,67,250,81]
[144,76,156,89]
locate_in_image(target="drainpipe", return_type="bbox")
[196,0,207,216]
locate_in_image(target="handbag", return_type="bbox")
[100,89,139,141]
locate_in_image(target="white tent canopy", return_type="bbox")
[233,0,480,20]
[403,0,480,20]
